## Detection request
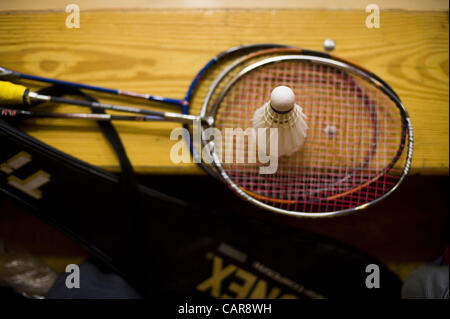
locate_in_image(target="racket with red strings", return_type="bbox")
[0,46,413,217]
[199,48,413,217]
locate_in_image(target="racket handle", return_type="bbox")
[0,81,30,105]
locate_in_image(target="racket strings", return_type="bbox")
[213,59,406,212]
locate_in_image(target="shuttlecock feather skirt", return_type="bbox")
[252,102,308,157]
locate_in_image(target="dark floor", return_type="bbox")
[0,174,448,280]
[138,174,448,263]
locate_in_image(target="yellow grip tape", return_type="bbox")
[0,81,29,105]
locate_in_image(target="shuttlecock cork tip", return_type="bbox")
[270,86,295,113]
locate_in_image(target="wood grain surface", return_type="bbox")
[1,0,448,11]
[0,10,448,175]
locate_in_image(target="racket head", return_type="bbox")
[202,51,413,217]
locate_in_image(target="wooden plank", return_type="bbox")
[1,0,448,11]
[0,10,448,175]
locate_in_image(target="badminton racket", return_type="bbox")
[1,46,413,217]
[198,48,413,217]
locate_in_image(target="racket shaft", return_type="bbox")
[27,92,200,124]
[0,67,184,106]
[0,107,167,122]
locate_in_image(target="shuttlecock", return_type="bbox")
[252,86,308,157]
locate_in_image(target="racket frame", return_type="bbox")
[200,53,413,218]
